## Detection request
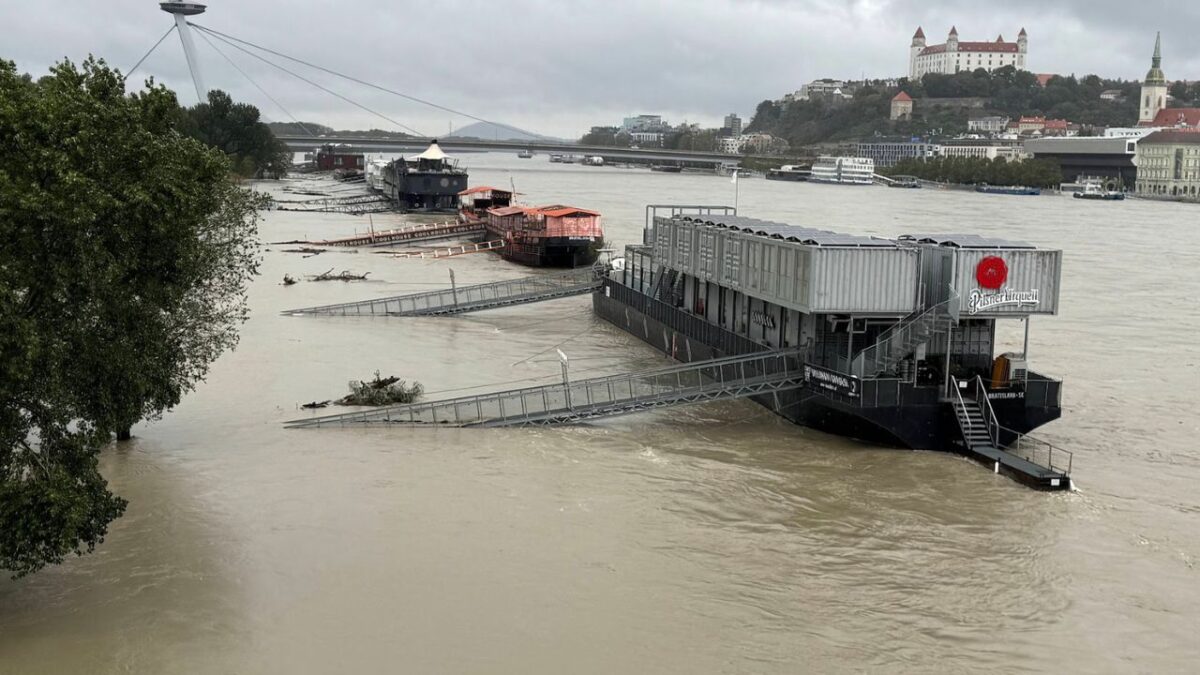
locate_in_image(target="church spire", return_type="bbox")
[1145,32,1166,85]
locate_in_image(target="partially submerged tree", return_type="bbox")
[0,57,262,576]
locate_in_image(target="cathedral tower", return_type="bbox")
[1140,32,1168,124]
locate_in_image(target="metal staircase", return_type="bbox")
[284,265,606,317]
[285,349,806,428]
[851,291,958,380]
[949,375,1072,490]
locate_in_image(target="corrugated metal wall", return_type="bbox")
[810,248,920,314]
[953,249,1061,316]
[651,218,918,315]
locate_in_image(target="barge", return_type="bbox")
[809,156,875,185]
[595,206,1071,489]
[377,140,468,213]
[459,187,605,268]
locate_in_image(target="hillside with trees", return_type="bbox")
[747,66,1143,148]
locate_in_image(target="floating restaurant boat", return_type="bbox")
[377,140,468,213]
[487,205,604,268]
[976,184,1041,196]
[595,207,1071,489]
[765,165,810,181]
[809,156,875,185]
[517,149,534,159]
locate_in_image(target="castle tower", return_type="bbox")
[1140,32,1168,124]
[1018,27,1028,54]
[946,26,959,53]
[910,27,926,79]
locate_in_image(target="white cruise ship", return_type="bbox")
[809,156,876,185]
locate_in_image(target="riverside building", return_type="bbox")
[1135,130,1200,198]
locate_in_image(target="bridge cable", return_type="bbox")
[193,27,315,136]
[189,22,542,141]
[126,24,177,78]
[193,26,425,136]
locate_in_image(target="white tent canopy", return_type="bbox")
[416,140,447,161]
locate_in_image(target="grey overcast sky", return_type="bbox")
[2,1,1197,137]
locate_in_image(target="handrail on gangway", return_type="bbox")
[285,349,807,429]
[283,264,607,317]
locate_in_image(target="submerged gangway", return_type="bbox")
[285,350,806,429]
[283,265,605,316]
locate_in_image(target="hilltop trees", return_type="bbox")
[749,66,1142,150]
[0,58,262,576]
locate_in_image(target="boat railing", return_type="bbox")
[972,375,1002,448]
[851,290,958,381]
[997,425,1073,476]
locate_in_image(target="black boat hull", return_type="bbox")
[592,289,1060,454]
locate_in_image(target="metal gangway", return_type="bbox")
[283,265,606,317]
[285,350,806,429]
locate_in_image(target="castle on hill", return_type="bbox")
[910,26,1028,80]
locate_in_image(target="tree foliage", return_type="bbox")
[176,89,291,178]
[884,156,1063,188]
[749,67,1143,149]
[0,58,263,576]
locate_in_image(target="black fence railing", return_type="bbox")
[602,279,769,358]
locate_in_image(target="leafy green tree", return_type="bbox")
[176,89,291,178]
[0,58,263,576]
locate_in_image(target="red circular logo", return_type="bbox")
[976,256,1008,289]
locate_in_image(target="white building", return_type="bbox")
[910,26,1028,80]
[796,79,848,101]
[719,136,743,154]
[968,116,1010,133]
[936,140,1025,161]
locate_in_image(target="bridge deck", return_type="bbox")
[285,350,805,428]
[283,265,603,317]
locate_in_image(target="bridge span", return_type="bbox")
[279,135,741,167]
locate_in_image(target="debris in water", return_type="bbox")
[301,400,332,409]
[282,274,298,286]
[310,268,370,282]
[337,372,424,406]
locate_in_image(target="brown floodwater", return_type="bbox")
[2,154,1198,673]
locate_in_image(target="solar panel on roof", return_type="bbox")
[899,233,1035,249]
[680,214,894,246]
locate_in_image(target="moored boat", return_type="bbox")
[976,184,1041,196]
[377,139,468,212]
[888,175,922,189]
[809,156,875,185]
[595,206,1071,489]
[765,165,810,181]
[1072,178,1126,200]
[517,149,534,159]
[650,165,683,173]
[484,204,604,268]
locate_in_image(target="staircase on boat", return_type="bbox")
[949,375,1072,490]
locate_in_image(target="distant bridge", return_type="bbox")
[278,135,741,167]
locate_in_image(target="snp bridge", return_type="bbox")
[285,350,805,429]
[283,266,605,317]
[279,135,740,167]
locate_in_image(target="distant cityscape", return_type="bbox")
[573,27,1199,199]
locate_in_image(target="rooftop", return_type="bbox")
[898,234,1035,249]
[1140,129,1200,145]
[678,215,894,247]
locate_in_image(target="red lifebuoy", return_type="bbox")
[976,256,1008,290]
